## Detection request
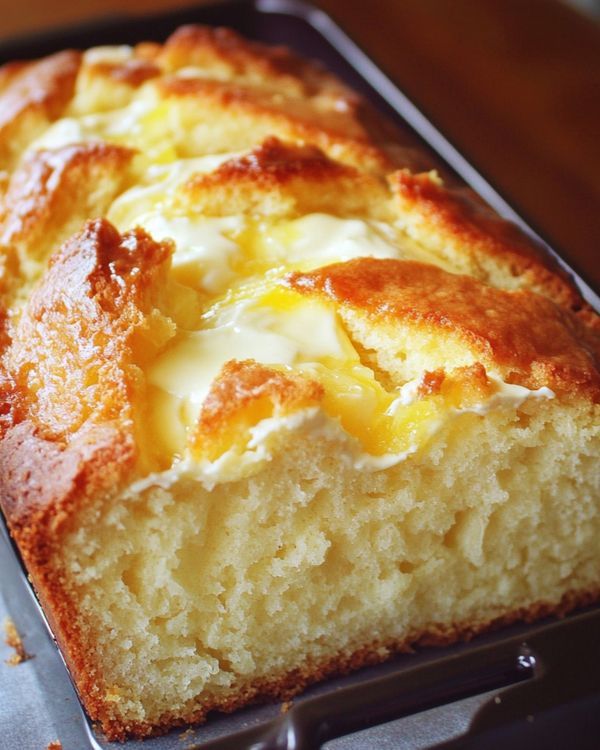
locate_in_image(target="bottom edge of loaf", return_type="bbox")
[90,586,599,741]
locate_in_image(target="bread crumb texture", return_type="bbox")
[0,25,598,740]
[3,616,33,665]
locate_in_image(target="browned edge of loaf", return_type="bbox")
[0,23,596,326]
[0,21,598,744]
[92,587,599,741]
[285,257,600,400]
[388,170,600,331]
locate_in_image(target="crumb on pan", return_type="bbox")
[178,726,196,742]
[3,616,33,665]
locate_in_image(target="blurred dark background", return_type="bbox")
[568,0,599,15]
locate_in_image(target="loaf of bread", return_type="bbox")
[0,26,598,740]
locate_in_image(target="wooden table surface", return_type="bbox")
[1,0,599,290]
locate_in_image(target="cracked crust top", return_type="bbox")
[0,24,598,741]
[0,21,597,539]
[285,258,600,399]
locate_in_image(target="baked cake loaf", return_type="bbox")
[0,26,598,740]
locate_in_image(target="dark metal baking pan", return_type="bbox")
[0,2,598,749]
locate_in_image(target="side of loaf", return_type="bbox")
[0,26,598,740]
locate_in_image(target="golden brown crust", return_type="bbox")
[0,143,136,295]
[156,24,434,174]
[85,58,161,88]
[161,74,365,136]
[0,309,10,351]
[179,136,388,218]
[0,221,178,710]
[192,359,323,458]
[0,25,597,745]
[0,421,132,726]
[0,219,175,541]
[4,219,173,441]
[0,422,134,741]
[1,142,134,248]
[66,46,163,116]
[160,76,390,173]
[214,135,357,181]
[157,25,354,100]
[285,257,600,398]
[390,170,599,327]
[0,421,133,552]
[95,587,599,741]
[0,51,81,169]
[416,369,446,397]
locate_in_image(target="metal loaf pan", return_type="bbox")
[0,2,598,749]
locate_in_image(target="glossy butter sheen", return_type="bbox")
[147,281,555,464]
[23,103,560,467]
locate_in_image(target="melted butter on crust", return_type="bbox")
[286,258,600,396]
[1,30,598,479]
[0,29,598,743]
[145,281,559,464]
